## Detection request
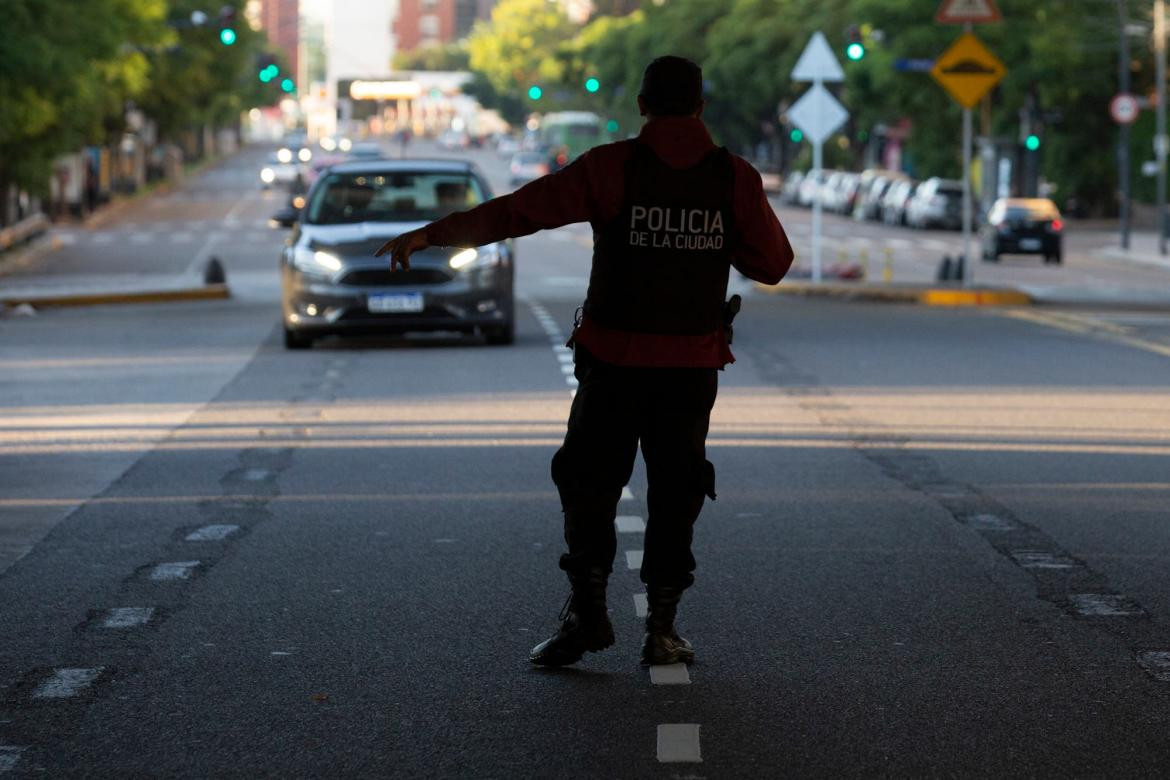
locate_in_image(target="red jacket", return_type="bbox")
[425,116,794,367]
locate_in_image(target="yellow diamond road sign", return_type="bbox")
[930,32,1006,108]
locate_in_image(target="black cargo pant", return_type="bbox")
[551,346,718,591]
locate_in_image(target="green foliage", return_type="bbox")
[393,42,471,72]
[466,0,578,99]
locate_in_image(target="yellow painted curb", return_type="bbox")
[1,284,230,308]
[756,281,1031,306]
[918,289,1031,306]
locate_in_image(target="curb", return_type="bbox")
[0,284,230,309]
[756,281,1032,306]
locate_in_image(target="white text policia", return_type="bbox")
[629,205,725,251]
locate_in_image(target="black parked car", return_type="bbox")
[980,197,1063,264]
[277,159,515,349]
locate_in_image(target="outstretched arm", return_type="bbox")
[375,145,626,269]
[729,158,794,285]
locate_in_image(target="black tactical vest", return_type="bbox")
[585,141,735,336]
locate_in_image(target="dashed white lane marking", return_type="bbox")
[169,232,194,243]
[91,232,115,245]
[633,593,648,618]
[150,561,200,580]
[626,550,643,569]
[129,232,151,244]
[33,667,103,699]
[0,746,26,772]
[650,663,692,685]
[1069,594,1143,617]
[556,352,574,363]
[102,607,154,628]
[621,486,635,501]
[1138,651,1170,681]
[615,515,645,533]
[1011,550,1076,569]
[559,364,575,375]
[243,468,272,481]
[965,513,1016,532]
[186,524,239,541]
[657,724,702,763]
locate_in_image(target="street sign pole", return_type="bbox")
[1118,0,1132,250]
[789,31,848,284]
[812,132,824,282]
[962,21,974,286]
[1158,0,1167,255]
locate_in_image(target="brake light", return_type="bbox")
[1050,218,1063,232]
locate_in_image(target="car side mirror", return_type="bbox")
[270,205,300,228]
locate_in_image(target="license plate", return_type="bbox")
[1019,238,1042,250]
[367,293,423,313]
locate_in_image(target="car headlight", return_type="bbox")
[449,246,502,271]
[261,167,276,184]
[298,148,312,162]
[277,148,293,163]
[292,247,343,276]
[320,137,337,152]
[338,138,352,152]
[292,195,306,209]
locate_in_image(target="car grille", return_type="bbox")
[338,268,454,286]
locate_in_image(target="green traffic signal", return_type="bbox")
[790,128,803,143]
[528,85,543,100]
[219,27,237,45]
[1025,134,1041,151]
[281,78,295,93]
[585,77,600,93]
[606,119,619,133]
[845,42,865,61]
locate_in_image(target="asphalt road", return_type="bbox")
[2,139,1170,776]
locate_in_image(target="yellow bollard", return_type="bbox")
[882,247,893,284]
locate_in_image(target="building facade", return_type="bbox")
[257,0,301,84]
[393,0,493,53]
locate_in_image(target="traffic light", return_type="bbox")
[790,128,803,143]
[845,25,865,61]
[1025,134,1041,151]
[218,5,237,46]
[606,119,619,133]
[585,77,600,93]
[527,85,543,100]
[281,78,295,93]
[259,62,279,83]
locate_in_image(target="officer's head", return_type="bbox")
[638,56,704,119]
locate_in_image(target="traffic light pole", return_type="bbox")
[1118,0,1132,250]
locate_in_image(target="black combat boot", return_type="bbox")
[641,585,695,666]
[529,567,615,666]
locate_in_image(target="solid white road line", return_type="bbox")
[633,593,648,618]
[0,746,26,772]
[656,724,702,763]
[184,229,224,274]
[626,550,643,569]
[615,515,645,533]
[243,468,272,481]
[222,191,252,223]
[649,663,692,685]
[102,607,155,628]
[621,486,635,501]
[33,668,103,699]
[150,561,200,581]
[965,513,1016,532]
[1010,551,1075,569]
[186,524,239,541]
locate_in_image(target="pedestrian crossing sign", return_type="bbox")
[930,32,1006,109]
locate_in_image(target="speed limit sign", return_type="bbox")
[1111,93,1140,125]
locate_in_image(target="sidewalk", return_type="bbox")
[1090,230,1170,272]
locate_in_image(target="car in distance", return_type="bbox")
[905,177,964,229]
[881,179,917,225]
[260,149,302,188]
[508,151,550,185]
[279,159,515,349]
[347,142,383,160]
[980,197,1064,264]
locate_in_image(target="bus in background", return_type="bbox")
[538,112,610,171]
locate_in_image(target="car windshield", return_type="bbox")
[1003,205,1058,220]
[305,171,487,225]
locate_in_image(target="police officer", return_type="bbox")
[376,56,794,667]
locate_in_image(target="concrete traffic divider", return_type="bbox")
[756,279,1032,306]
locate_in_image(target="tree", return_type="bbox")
[466,0,578,104]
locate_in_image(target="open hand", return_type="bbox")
[374,228,429,271]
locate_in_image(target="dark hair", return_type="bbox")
[639,56,703,116]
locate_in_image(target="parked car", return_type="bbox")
[508,151,550,185]
[833,172,863,214]
[905,177,964,229]
[820,171,846,211]
[881,179,917,225]
[853,173,903,221]
[798,170,828,208]
[347,142,383,160]
[779,170,804,205]
[278,158,515,349]
[980,197,1063,264]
